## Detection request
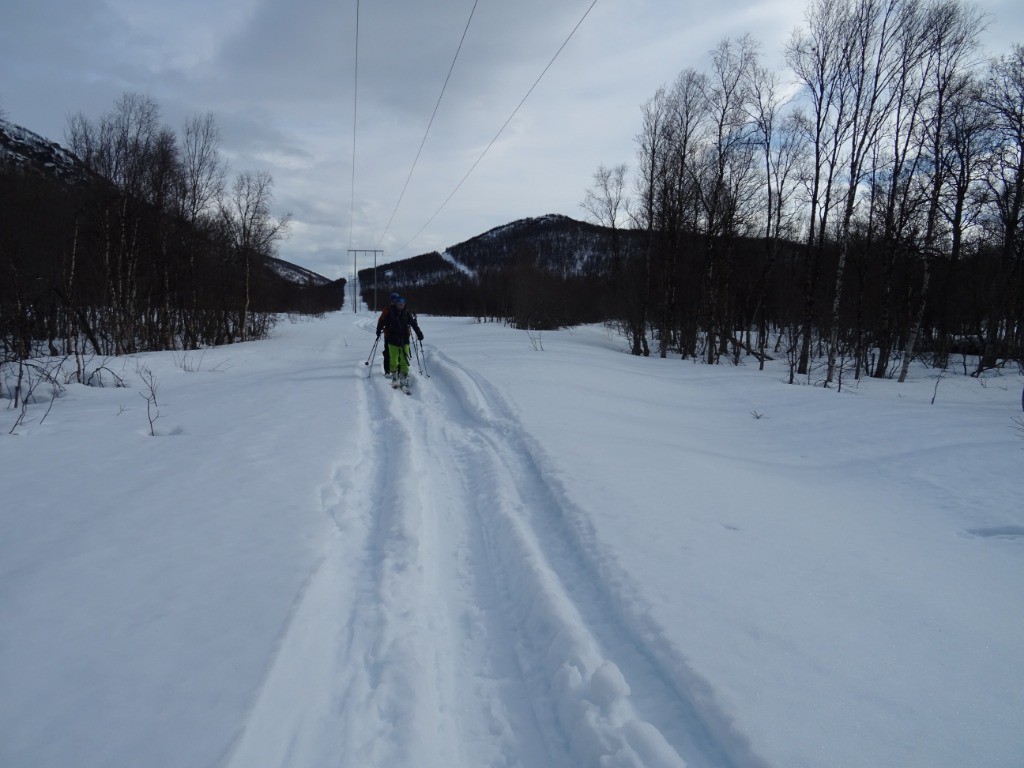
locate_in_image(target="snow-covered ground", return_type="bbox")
[2,311,1022,768]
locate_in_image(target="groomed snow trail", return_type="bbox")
[225,320,768,768]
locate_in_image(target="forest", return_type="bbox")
[616,0,1023,384]
[1,94,344,393]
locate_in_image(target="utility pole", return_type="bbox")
[347,249,383,312]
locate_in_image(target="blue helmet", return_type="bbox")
[389,292,400,302]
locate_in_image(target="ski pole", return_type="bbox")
[417,338,430,378]
[364,335,380,377]
[411,339,423,375]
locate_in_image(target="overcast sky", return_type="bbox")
[2,0,1021,279]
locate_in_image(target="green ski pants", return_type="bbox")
[387,343,411,375]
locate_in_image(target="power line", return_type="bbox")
[348,0,360,252]
[395,0,600,256]
[375,0,480,250]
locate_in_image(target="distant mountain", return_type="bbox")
[447,214,642,277]
[366,214,642,286]
[266,256,333,287]
[358,214,644,326]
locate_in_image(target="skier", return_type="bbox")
[376,295,424,391]
[377,292,401,375]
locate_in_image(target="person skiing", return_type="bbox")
[376,295,423,390]
[377,292,401,375]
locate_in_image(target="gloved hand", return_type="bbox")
[376,331,381,339]
[417,334,424,342]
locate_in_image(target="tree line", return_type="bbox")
[1,93,344,383]
[587,0,1022,381]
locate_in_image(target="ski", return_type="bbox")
[385,371,413,394]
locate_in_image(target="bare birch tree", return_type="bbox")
[897,0,985,381]
[221,171,291,342]
[823,0,914,384]
[581,163,629,229]
[787,0,855,375]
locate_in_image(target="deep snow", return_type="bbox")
[2,311,1022,768]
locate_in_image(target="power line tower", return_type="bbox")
[348,249,384,313]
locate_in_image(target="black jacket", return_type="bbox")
[376,306,423,344]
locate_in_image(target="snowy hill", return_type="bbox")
[358,214,647,324]
[0,118,92,181]
[374,213,642,284]
[2,311,1022,768]
[265,255,333,287]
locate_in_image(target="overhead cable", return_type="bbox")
[376,0,480,249]
[348,0,360,250]
[395,0,600,255]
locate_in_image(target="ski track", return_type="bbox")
[224,324,769,768]
[422,348,770,768]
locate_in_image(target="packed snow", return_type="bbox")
[2,310,1022,768]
